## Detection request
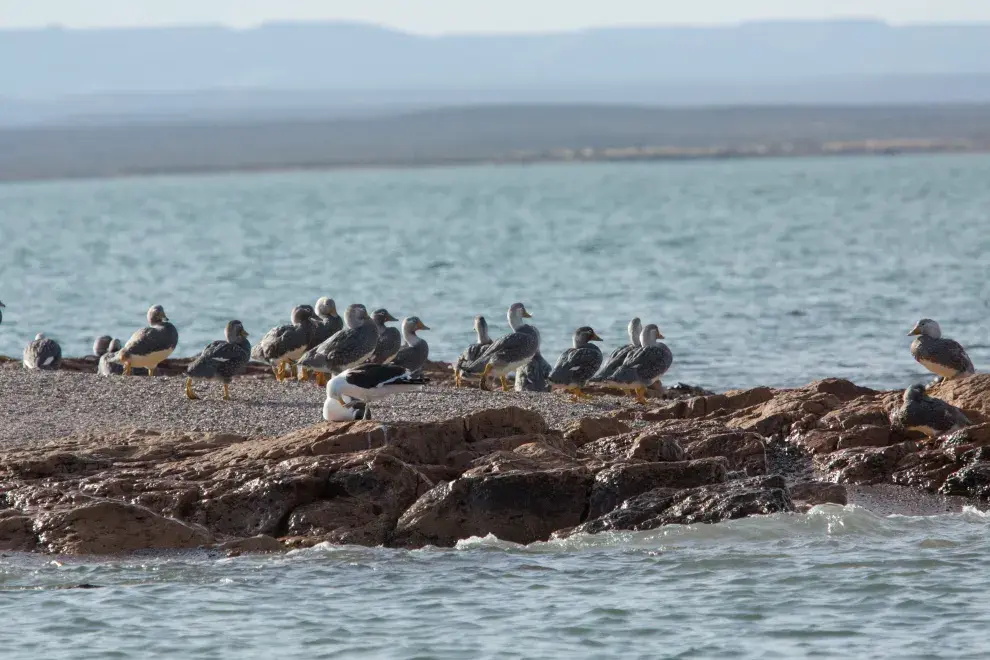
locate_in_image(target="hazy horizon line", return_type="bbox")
[4,16,990,37]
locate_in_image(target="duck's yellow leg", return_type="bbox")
[185,378,200,400]
[315,371,328,387]
[223,382,231,401]
[123,362,133,376]
[148,366,156,378]
[500,376,510,392]
[454,371,462,388]
[275,361,286,382]
[635,387,648,405]
[479,364,493,391]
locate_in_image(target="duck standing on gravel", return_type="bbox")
[185,320,251,400]
[454,316,493,387]
[389,317,430,374]
[325,363,429,416]
[117,305,179,377]
[23,333,62,370]
[460,303,538,392]
[548,326,604,400]
[297,304,379,386]
[369,309,401,364]
[892,384,971,438]
[609,324,673,405]
[591,317,642,385]
[98,339,124,376]
[252,305,315,382]
[908,318,975,382]
[515,351,553,392]
[298,297,344,382]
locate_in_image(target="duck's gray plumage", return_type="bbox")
[370,309,401,364]
[0,299,5,325]
[187,320,251,383]
[251,306,315,365]
[591,317,642,382]
[390,317,430,373]
[549,327,604,388]
[310,297,344,346]
[462,303,538,375]
[120,305,178,361]
[892,384,971,437]
[297,304,379,375]
[98,339,124,376]
[611,325,673,389]
[93,335,113,357]
[23,333,62,370]
[455,316,493,381]
[909,319,975,381]
[515,352,552,392]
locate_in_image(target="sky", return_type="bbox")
[1,0,989,33]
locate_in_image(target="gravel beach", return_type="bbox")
[0,368,643,447]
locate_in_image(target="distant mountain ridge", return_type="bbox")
[4,19,990,99]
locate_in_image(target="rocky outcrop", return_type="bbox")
[4,376,988,555]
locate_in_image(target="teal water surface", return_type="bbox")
[1,154,988,390]
[3,506,990,659]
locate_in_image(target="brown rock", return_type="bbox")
[836,425,892,450]
[628,433,685,462]
[0,516,38,552]
[563,417,631,447]
[34,502,213,555]
[392,468,593,548]
[194,473,326,537]
[929,374,990,424]
[588,458,729,519]
[463,407,548,442]
[791,429,840,455]
[818,392,901,430]
[727,388,842,437]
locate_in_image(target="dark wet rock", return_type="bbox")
[218,535,285,554]
[0,515,38,552]
[463,407,548,442]
[587,458,729,519]
[789,481,848,506]
[569,476,793,536]
[940,461,990,499]
[392,468,593,548]
[817,442,918,485]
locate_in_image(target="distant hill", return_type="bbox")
[2,104,989,182]
[2,20,990,124]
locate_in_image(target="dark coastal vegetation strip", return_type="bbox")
[2,104,990,182]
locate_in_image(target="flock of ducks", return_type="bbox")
[8,294,983,435]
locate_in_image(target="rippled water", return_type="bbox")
[1,155,988,390]
[3,506,990,659]
[3,157,990,657]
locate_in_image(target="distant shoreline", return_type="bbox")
[0,139,984,185]
[3,103,989,184]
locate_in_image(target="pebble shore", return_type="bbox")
[0,368,642,447]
